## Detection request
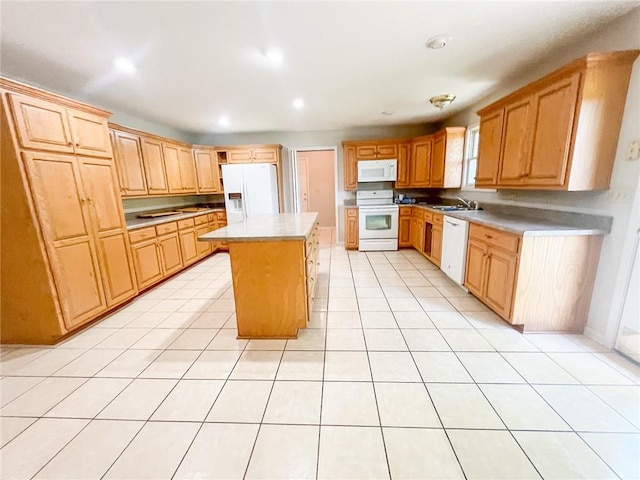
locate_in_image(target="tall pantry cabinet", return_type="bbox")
[1,78,137,343]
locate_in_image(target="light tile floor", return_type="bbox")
[1,247,640,479]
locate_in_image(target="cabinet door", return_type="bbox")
[140,136,169,194]
[395,143,411,188]
[22,152,106,329]
[131,239,163,289]
[158,232,183,276]
[228,148,253,163]
[411,138,432,187]
[431,225,443,266]
[344,146,357,191]
[179,228,199,265]
[193,149,218,192]
[78,157,137,306]
[67,110,111,158]
[498,97,533,185]
[253,147,278,163]
[196,224,212,258]
[465,239,487,298]
[398,216,412,247]
[8,93,75,154]
[162,143,184,194]
[377,144,398,159]
[355,144,377,160]
[525,73,580,187]
[345,208,358,249]
[484,247,518,319]
[179,147,198,193]
[431,133,446,187]
[476,109,504,187]
[112,130,147,196]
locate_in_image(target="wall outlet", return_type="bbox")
[627,140,640,160]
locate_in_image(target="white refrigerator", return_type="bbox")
[222,163,280,224]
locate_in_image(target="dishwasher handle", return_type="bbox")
[445,220,460,227]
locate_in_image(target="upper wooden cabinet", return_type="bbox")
[193,147,221,193]
[354,142,398,160]
[227,145,280,164]
[110,129,147,196]
[396,142,411,188]
[476,50,639,191]
[430,127,466,188]
[178,146,198,193]
[8,92,111,158]
[411,136,433,187]
[162,142,183,194]
[343,145,357,191]
[140,136,169,195]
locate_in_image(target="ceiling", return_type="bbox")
[1,1,637,134]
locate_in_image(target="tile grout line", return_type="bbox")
[316,245,332,480]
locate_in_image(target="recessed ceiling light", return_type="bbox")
[426,35,452,50]
[114,57,136,74]
[292,98,304,109]
[381,111,394,116]
[217,116,230,127]
[265,48,284,65]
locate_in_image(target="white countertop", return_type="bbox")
[199,213,319,242]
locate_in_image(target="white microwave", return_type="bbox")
[357,159,398,182]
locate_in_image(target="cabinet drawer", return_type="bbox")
[156,222,178,236]
[469,223,520,253]
[346,208,357,217]
[208,213,217,222]
[432,213,443,225]
[399,206,412,216]
[129,227,156,244]
[421,209,432,222]
[194,214,208,226]
[216,211,227,221]
[177,218,195,230]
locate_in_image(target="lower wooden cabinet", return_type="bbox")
[398,207,412,247]
[158,232,183,276]
[345,207,358,249]
[431,224,443,267]
[178,228,199,266]
[130,238,164,289]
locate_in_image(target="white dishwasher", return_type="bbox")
[441,216,469,285]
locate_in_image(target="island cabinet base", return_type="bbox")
[229,240,309,338]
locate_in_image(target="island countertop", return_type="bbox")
[199,213,319,242]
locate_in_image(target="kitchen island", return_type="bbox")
[199,213,319,338]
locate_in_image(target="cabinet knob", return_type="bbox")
[485,234,493,239]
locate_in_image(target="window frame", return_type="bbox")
[461,124,480,191]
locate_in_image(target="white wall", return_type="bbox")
[443,9,640,346]
[194,124,435,241]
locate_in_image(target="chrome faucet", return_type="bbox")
[456,197,473,208]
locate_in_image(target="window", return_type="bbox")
[462,125,480,189]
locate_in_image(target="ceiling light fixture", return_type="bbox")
[217,116,230,127]
[265,48,284,65]
[429,94,456,110]
[381,111,394,116]
[292,98,304,109]
[113,57,136,74]
[426,35,452,50]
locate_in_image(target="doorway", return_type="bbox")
[295,149,337,245]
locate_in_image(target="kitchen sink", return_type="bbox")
[429,205,476,211]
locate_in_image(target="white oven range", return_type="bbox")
[357,190,399,251]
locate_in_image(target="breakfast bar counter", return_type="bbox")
[199,213,320,338]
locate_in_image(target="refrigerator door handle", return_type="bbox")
[241,177,248,218]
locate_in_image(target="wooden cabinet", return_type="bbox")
[227,146,280,164]
[345,207,358,250]
[431,224,443,267]
[396,142,411,188]
[343,145,357,191]
[410,136,432,187]
[195,215,212,258]
[110,129,147,196]
[464,225,520,320]
[430,127,466,188]
[158,230,183,276]
[8,93,111,158]
[140,136,169,194]
[130,237,163,290]
[476,50,639,191]
[354,142,398,160]
[178,218,198,266]
[162,142,183,194]
[193,148,220,193]
[398,207,412,247]
[476,109,504,187]
[178,147,197,193]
